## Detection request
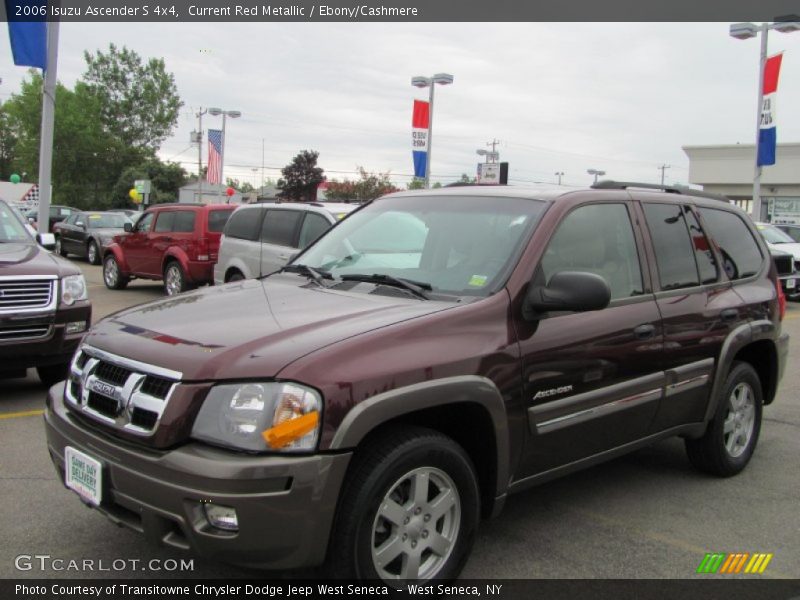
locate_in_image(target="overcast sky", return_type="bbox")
[2,22,799,189]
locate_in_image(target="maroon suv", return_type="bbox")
[102,203,234,295]
[44,183,788,582]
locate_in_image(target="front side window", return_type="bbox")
[0,202,32,242]
[298,213,331,248]
[134,212,155,233]
[540,203,644,301]
[299,195,546,298]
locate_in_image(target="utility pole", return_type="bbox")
[196,107,207,202]
[658,164,671,186]
[261,138,265,194]
[555,171,564,185]
[487,139,500,163]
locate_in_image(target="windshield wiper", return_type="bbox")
[279,264,333,287]
[340,273,431,300]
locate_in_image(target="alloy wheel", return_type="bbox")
[723,382,756,458]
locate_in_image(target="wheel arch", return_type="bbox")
[102,244,129,274]
[330,376,510,519]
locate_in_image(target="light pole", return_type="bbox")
[587,168,606,184]
[730,19,800,219]
[555,171,564,185]
[208,107,242,203]
[411,73,454,188]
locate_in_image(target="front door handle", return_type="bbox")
[634,324,656,340]
[720,308,739,323]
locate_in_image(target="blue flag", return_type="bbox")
[5,0,47,70]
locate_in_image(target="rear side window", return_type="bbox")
[225,208,262,241]
[685,210,718,283]
[699,208,763,280]
[173,211,196,233]
[154,211,175,233]
[261,210,302,247]
[208,209,234,233]
[642,203,701,290]
[298,213,331,248]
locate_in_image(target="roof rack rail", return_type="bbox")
[591,180,732,203]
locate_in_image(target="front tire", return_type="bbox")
[87,240,100,265]
[37,364,68,387]
[329,427,480,582]
[164,261,188,296]
[685,361,763,477]
[103,254,129,290]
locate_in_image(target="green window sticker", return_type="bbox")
[468,275,488,287]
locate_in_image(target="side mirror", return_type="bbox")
[37,233,56,250]
[76,221,85,229]
[124,222,133,232]
[524,271,610,319]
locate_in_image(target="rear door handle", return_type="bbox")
[720,308,739,323]
[634,324,656,339]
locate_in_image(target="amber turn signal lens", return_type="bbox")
[262,411,319,449]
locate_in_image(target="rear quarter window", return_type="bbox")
[224,208,261,241]
[208,209,234,233]
[698,208,763,280]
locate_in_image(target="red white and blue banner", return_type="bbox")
[412,100,429,179]
[207,129,223,184]
[757,53,783,167]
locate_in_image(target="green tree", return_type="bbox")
[277,150,324,202]
[0,103,18,180]
[111,158,188,207]
[325,167,399,203]
[83,43,183,151]
[406,178,425,190]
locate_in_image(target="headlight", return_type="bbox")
[191,382,321,452]
[61,274,88,305]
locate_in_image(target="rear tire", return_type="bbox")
[164,261,188,296]
[328,426,480,582]
[226,271,245,282]
[87,240,100,265]
[103,254,129,290]
[37,364,68,388]
[685,361,763,477]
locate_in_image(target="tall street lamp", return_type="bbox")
[555,171,565,185]
[208,107,242,203]
[411,73,454,188]
[730,19,800,219]
[587,168,606,184]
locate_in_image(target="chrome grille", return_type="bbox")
[773,254,794,276]
[0,324,52,342]
[0,276,56,313]
[65,345,182,436]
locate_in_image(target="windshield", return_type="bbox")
[86,213,130,228]
[0,202,34,242]
[298,194,546,297]
[757,223,794,244]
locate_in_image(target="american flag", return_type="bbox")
[207,129,223,184]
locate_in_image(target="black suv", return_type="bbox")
[45,182,787,581]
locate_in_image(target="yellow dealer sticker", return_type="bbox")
[468,275,488,287]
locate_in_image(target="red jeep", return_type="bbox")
[102,203,235,295]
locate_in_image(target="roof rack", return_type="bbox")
[591,180,732,203]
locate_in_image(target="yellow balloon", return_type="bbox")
[129,188,142,203]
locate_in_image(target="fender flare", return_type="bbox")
[330,375,511,502]
[704,319,778,422]
[162,248,191,277]
[102,243,130,274]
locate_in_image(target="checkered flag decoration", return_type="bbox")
[21,184,39,208]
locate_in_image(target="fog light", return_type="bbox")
[66,321,87,335]
[203,503,239,531]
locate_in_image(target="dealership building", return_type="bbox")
[683,143,800,223]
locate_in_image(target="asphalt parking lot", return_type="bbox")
[1,260,799,580]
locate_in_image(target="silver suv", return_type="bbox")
[213,202,357,284]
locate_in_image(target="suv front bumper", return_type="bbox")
[44,382,351,569]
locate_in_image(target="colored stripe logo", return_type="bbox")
[696,553,773,574]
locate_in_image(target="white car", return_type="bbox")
[214,202,358,284]
[755,222,800,267]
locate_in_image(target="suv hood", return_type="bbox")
[767,240,800,261]
[84,275,454,381]
[0,241,78,276]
